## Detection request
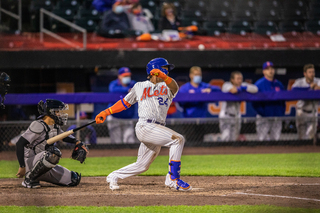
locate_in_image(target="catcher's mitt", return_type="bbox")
[72,142,89,164]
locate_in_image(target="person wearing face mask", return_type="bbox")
[158,3,181,31]
[107,67,137,144]
[219,71,258,141]
[179,66,220,118]
[252,61,285,141]
[127,3,154,34]
[178,66,220,143]
[292,64,320,140]
[97,1,131,38]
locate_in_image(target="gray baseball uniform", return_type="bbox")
[219,82,258,141]
[292,77,320,139]
[21,120,75,185]
[107,80,185,181]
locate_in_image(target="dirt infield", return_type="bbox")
[1,146,320,208]
[1,176,320,208]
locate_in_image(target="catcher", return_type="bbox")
[15,99,88,188]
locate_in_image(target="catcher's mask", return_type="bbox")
[37,99,69,126]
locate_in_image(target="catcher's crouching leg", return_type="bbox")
[68,171,81,186]
[23,147,61,188]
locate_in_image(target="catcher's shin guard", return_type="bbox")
[27,148,61,181]
[68,171,81,186]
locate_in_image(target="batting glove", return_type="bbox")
[150,69,167,80]
[95,110,110,124]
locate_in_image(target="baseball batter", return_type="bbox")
[95,58,192,191]
[292,64,320,140]
[219,71,258,141]
[15,99,86,188]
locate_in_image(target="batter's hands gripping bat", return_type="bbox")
[46,120,96,145]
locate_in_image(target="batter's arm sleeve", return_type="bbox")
[16,136,29,168]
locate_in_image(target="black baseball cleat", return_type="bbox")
[22,178,41,189]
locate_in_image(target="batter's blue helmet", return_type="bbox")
[146,58,175,75]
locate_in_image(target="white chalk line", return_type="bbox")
[233,192,320,202]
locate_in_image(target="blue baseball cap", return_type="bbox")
[262,61,274,70]
[118,67,131,76]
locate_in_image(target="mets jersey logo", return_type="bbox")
[140,86,168,101]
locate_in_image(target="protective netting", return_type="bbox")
[1,116,319,151]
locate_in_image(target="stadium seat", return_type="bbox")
[74,17,98,32]
[206,9,232,22]
[305,19,320,35]
[254,21,278,36]
[203,21,227,36]
[82,0,94,9]
[56,0,80,13]
[228,21,252,36]
[29,0,54,32]
[180,9,205,22]
[209,0,233,12]
[30,0,54,12]
[282,9,307,21]
[50,8,76,32]
[184,0,207,12]
[279,20,304,33]
[258,0,283,12]
[140,0,158,14]
[76,7,101,23]
[180,18,202,28]
[233,8,256,21]
[234,0,257,10]
[308,7,320,20]
[256,8,282,22]
[282,0,308,10]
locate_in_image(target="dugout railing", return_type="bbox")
[1,116,319,151]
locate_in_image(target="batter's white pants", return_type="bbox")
[108,121,185,181]
[107,115,136,144]
[296,109,318,140]
[256,115,282,141]
[219,115,241,141]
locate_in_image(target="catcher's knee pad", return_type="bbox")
[168,160,181,181]
[27,150,60,181]
[45,146,62,165]
[68,171,81,187]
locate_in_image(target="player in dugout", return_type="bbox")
[252,61,285,141]
[292,64,320,140]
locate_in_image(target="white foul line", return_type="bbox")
[235,192,320,202]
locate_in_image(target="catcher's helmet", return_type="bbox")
[146,58,175,75]
[37,99,69,126]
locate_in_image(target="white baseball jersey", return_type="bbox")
[219,82,258,118]
[124,80,177,123]
[107,80,186,183]
[292,77,320,113]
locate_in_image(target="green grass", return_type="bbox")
[0,205,319,213]
[1,153,320,178]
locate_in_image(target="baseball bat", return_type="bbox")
[46,120,96,145]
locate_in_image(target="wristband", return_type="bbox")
[164,76,172,85]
